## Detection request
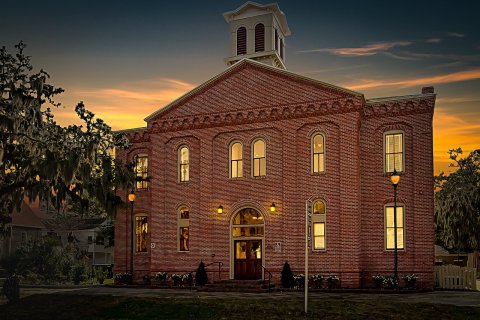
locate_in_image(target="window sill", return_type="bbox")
[310,172,326,176]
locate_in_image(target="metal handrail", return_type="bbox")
[257,262,273,292]
[204,261,223,281]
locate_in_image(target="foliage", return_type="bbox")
[154,272,168,281]
[70,263,86,285]
[114,272,132,285]
[326,275,340,289]
[383,276,398,289]
[0,42,134,223]
[403,274,417,288]
[293,274,305,288]
[372,275,386,288]
[195,261,208,286]
[2,275,20,303]
[435,148,480,252]
[310,274,323,288]
[99,221,115,247]
[280,261,294,288]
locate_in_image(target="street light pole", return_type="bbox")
[390,170,400,284]
[128,190,136,284]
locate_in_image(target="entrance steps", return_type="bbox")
[198,279,275,293]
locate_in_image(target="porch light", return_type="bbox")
[128,189,136,204]
[217,205,223,214]
[270,203,276,212]
[390,169,400,185]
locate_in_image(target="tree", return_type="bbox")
[435,148,480,252]
[281,261,294,288]
[0,42,134,223]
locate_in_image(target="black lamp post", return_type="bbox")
[128,189,136,284]
[390,169,401,282]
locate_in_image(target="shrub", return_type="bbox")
[143,274,151,285]
[195,262,208,286]
[294,274,305,288]
[155,272,168,281]
[71,263,86,285]
[327,275,340,289]
[182,273,193,286]
[372,275,385,288]
[383,276,398,289]
[171,274,182,286]
[310,274,323,288]
[281,261,294,288]
[403,274,417,288]
[2,275,20,303]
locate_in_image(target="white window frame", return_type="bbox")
[229,141,243,179]
[311,133,326,174]
[384,204,405,251]
[384,130,405,173]
[178,206,190,252]
[312,199,327,251]
[178,145,189,182]
[251,138,266,177]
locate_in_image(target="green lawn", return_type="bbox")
[1,293,479,319]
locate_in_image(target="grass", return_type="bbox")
[1,293,479,319]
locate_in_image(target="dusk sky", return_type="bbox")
[2,0,479,174]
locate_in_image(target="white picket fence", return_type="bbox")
[435,265,477,290]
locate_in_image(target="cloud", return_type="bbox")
[436,97,480,103]
[296,41,412,56]
[50,77,195,130]
[345,68,480,90]
[426,38,442,43]
[446,32,465,38]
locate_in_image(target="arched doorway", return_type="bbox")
[231,208,264,280]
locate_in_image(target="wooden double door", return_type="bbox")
[234,239,262,280]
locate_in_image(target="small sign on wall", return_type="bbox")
[151,242,156,249]
[274,242,282,253]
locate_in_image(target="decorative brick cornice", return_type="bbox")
[363,95,435,119]
[147,96,363,134]
[126,128,150,144]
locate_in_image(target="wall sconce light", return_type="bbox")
[270,203,276,212]
[217,205,223,214]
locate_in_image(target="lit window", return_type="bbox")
[135,216,148,253]
[179,146,189,182]
[237,27,247,55]
[252,139,266,177]
[385,205,404,250]
[312,200,326,250]
[255,23,265,52]
[230,142,243,178]
[385,132,404,173]
[312,134,325,173]
[179,206,190,252]
[232,208,264,237]
[135,154,148,189]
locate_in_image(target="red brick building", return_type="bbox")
[114,2,435,288]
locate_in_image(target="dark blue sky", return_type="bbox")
[2,0,479,172]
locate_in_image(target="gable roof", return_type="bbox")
[145,59,363,122]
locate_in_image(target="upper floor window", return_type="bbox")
[237,27,247,55]
[312,199,326,250]
[312,134,325,173]
[230,142,243,178]
[179,146,189,182]
[275,29,279,51]
[178,206,189,252]
[255,23,265,52]
[135,216,148,253]
[385,205,404,250]
[134,154,148,189]
[385,131,404,173]
[280,38,284,59]
[252,139,266,177]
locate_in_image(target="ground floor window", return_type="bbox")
[135,216,148,252]
[385,205,404,249]
[313,222,325,250]
[180,227,189,251]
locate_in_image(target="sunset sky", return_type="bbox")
[2,0,479,174]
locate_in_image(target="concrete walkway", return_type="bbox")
[16,286,480,307]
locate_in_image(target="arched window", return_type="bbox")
[232,208,264,238]
[179,146,189,182]
[384,130,404,173]
[252,139,266,177]
[312,200,326,250]
[230,142,243,178]
[134,154,148,189]
[280,38,284,59]
[237,27,247,55]
[178,206,190,251]
[275,29,279,51]
[312,134,325,173]
[135,216,148,253]
[255,23,265,52]
[385,204,405,250]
